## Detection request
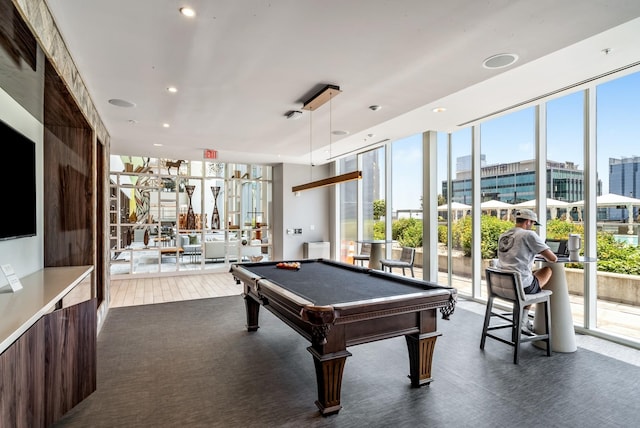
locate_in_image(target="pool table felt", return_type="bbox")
[240,261,452,306]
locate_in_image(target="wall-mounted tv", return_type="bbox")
[0,118,36,240]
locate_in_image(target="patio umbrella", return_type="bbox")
[514,198,569,208]
[572,193,640,207]
[437,202,471,219]
[571,193,640,231]
[480,200,513,220]
[514,198,569,220]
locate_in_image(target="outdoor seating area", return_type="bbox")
[442,193,640,225]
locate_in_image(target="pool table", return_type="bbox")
[230,259,457,416]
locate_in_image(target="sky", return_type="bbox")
[390,70,640,210]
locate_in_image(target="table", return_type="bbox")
[533,256,597,353]
[182,244,202,262]
[357,240,394,270]
[230,259,457,415]
[160,246,184,260]
[153,236,174,247]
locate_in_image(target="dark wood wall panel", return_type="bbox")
[43,60,94,267]
[0,318,45,428]
[0,335,18,427]
[15,319,45,428]
[96,139,106,304]
[44,299,97,427]
[0,0,44,121]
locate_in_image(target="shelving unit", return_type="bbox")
[109,158,272,275]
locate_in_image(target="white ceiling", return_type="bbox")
[45,0,640,166]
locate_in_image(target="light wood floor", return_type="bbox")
[110,272,242,308]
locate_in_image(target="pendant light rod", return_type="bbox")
[293,83,355,193]
[292,170,362,193]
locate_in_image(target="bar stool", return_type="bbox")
[480,267,552,364]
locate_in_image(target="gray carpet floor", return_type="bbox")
[53,295,639,428]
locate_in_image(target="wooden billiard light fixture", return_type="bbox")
[292,84,363,192]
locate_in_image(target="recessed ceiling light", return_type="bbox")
[180,7,195,17]
[167,86,178,93]
[369,105,381,111]
[163,123,170,128]
[432,107,446,113]
[153,143,163,147]
[108,98,136,107]
[482,53,519,69]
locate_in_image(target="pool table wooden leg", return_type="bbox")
[307,347,352,416]
[243,295,260,331]
[405,332,441,387]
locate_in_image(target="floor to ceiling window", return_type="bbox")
[360,147,386,242]
[444,128,473,296]
[477,107,535,298]
[390,134,423,261]
[596,71,640,341]
[338,155,358,263]
[337,67,640,348]
[546,91,586,327]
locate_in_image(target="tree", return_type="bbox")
[373,199,385,220]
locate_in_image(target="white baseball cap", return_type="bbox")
[515,209,541,225]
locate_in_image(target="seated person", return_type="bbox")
[497,209,558,334]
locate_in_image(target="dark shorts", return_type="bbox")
[524,276,541,294]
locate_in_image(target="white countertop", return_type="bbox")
[0,265,93,354]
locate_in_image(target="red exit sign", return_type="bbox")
[204,149,218,159]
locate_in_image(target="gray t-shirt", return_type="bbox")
[497,227,549,287]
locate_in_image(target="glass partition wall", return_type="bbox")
[338,67,640,348]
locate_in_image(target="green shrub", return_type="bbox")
[385,215,640,276]
[438,224,447,244]
[595,232,640,275]
[546,218,583,238]
[391,217,422,247]
[373,221,385,240]
[480,215,513,259]
[538,220,640,275]
[398,221,422,247]
[450,215,513,258]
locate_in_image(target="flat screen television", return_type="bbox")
[0,118,36,240]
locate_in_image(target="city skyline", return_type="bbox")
[391,70,639,211]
